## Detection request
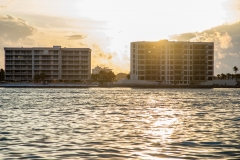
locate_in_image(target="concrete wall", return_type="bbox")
[114,79,157,85]
[200,80,236,85]
[116,79,237,86]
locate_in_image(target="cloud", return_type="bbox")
[66,35,86,40]
[92,44,114,60]
[0,15,37,69]
[169,21,240,75]
[0,0,15,9]
[90,44,131,73]
[223,0,240,11]
[0,15,37,41]
[169,33,196,41]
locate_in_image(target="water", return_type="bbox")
[0,88,240,159]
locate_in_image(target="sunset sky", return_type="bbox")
[0,0,240,74]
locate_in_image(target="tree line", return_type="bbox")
[215,66,239,80]
[91,70,116,84]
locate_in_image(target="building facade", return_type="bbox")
[92,66,112,74]
[130,40,214,85]
[4,46,91,82]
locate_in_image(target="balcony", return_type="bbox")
[7,72,32,75]
[14,67,32,70]
[62,62,80,65]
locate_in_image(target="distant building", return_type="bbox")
[92,66,112,74]
[130,40,214,85]
[4,46,91,82]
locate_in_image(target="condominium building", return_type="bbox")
[4,46,91,82]
[130,40,214,85]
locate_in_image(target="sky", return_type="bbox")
[0,0,240,74]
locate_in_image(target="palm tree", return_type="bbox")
[226,73,231,79]
[221,73,226,80]
[217,74,221,79]
[233,66,239,81]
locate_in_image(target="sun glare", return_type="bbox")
[78,0,227,42]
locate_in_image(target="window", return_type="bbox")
[152,60,157,64]
[138,55,144,59]
[208,71,213,75]
[53,51,58,54]
[208,61,213,65]
[139,76,144,80]
[146,60,151,64]
[34,51,39,54]
[138,66,145,70]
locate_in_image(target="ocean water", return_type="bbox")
[0,88,240,159]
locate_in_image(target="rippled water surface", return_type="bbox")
[0,88,240,159]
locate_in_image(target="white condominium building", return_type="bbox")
[4,46,91,82]
[130,40,214,85]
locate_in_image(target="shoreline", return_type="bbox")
[0,83,240,88]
